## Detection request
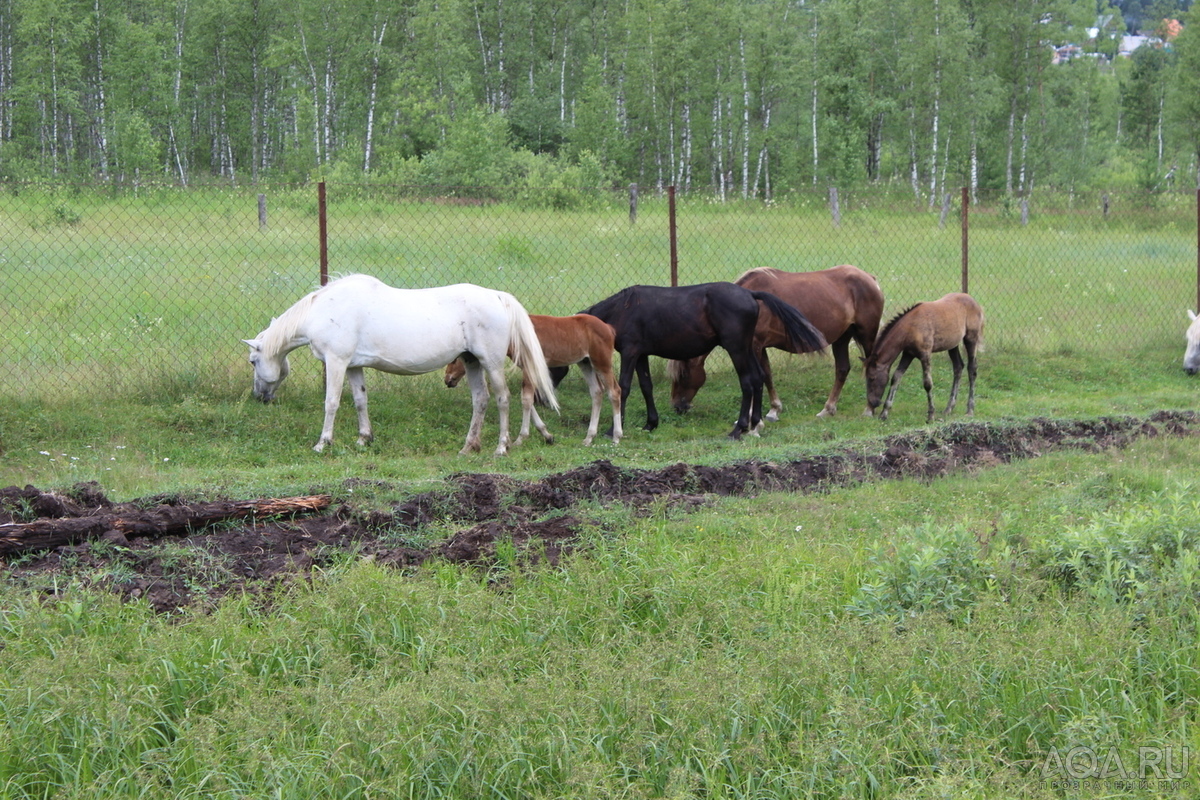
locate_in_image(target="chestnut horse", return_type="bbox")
[583,282,826,439]
[864,292,984,422]
[445,313,622,446]
[668,265,884,421]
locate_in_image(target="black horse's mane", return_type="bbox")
[877,303,923,344]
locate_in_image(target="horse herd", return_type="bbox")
[244,268,986,455]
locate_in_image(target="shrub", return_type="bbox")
[847,523,987,622]
[1041,484,1200,612]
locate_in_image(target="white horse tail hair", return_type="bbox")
[503,293,560,413]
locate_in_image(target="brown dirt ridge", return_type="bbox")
[2,412,1194,613]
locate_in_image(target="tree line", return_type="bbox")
[1,0,1199,200]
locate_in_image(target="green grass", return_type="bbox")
[2,440,1200,798]
[2,190,1200,798]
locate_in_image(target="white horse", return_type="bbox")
[1186,310,1200,375]
[244,274,558,455]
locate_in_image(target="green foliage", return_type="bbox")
[847,523,989,621]
[1041,483,1200,612]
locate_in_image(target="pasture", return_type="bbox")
[1,188,1200,798]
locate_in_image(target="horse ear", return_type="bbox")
[242,338,260,348]
[1190,310,1197,322]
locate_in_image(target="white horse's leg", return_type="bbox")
[315,360,348,452]
[485,360,511,456]
[346,367,373,446]
[460,361,488,455]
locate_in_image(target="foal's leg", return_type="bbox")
[594,357,623,444]
[515,375,553,446]
[944,346,964,416]
[314,359,348,452]
[880,353,914,422]
[964,336,979,415]
[346,366,374,447]
[576,361,603,445]
[919,352,936,423]
[459,361,489,455]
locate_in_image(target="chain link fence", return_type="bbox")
[1,182,1195,402]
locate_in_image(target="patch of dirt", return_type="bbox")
[1,412,1195,613]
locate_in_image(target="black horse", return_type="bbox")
[582,282,827,438]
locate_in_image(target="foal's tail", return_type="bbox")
[750,292,828,354]
[503,294,560,413]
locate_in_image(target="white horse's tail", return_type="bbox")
[503,293,560,413]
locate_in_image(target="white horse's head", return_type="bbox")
[1186,311,1200,376]
[244,336,290,402]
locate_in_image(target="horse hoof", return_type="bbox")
[313,441,328,453]
[765,410,780,422]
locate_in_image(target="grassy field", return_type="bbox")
[1,190,1200,798]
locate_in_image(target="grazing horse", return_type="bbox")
[244,273,557,455]
[668,265,884,420]
[1185,310,1200,375]
[583,282,826,439]
[443,313,623,446]
[864,292,984,422]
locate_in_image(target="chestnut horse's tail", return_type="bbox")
[503,294,560,413]
[748,291,828,354]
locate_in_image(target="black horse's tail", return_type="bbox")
[749,291,828,354]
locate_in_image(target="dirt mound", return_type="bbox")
[2,412,1194,613]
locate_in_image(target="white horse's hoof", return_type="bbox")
[313,441,328,453]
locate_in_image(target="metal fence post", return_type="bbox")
[669,185,678,286]
[318,181,329,286]
[961,186,970,295]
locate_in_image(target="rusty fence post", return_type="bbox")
[669,185,678,287]
[961,186,969,295]
[318,181,329,286]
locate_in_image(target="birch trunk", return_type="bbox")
[363,19,387,172]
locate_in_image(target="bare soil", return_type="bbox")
[2,412,1195,613]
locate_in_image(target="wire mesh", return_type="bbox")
[0,182,1194,402]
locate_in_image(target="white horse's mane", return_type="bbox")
[260,290,319,355]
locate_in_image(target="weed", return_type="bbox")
[847,523,989,622]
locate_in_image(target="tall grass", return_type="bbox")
[2,439,1199,798]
